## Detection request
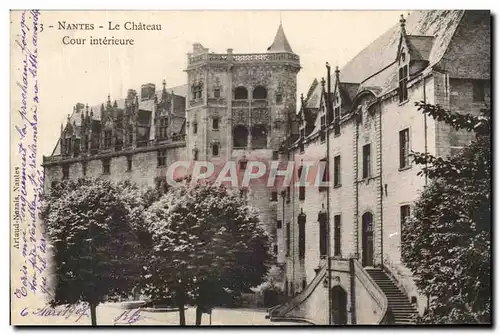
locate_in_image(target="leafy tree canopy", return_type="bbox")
[401,102,491,324]
[41,178,146,316]
[143,181,273,323]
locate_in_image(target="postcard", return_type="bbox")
[10,9,491,326]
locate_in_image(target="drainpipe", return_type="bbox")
[354,112,359,258]
[378,101,383,266]
[422,74,428,186]
[326,63,333,325]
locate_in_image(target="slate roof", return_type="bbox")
[267,23,294,53]
[66,84,187,126]
[53,84,188,155]
[338,10,465,88]
[406,35,435,61]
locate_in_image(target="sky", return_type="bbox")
[36,10,404,156]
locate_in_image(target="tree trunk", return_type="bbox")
[178,301,186,326]
[177,287,186,326]
[90,302,97,326]
[195,305,203,325]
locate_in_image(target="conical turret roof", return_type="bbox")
[267,23,294,53]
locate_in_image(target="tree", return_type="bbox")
[143,182,273,325]
[41,178,145,325]
[401,102,491,324]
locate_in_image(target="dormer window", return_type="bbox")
[320,115,326,143]
[104,130,112,149]
[398,51,409,103]
[158,118,168,139]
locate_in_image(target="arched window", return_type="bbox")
[233,125,248,148]
[251,124,267,149]
[253,85,267,99]
[234,86,248,100]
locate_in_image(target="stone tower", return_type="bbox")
[185,24,301,234]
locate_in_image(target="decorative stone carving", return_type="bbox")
[232,109,248,125]
[251,108,270,125]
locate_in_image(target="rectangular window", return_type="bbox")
[193,122,198,134]
[286,222,291,257]
[319,212,327,256]
[102,159,110,175]
[473,80,485,102]
[298,166,305,201]
[239,159,247,170]
[128,126,134,144]
[319,158,329,192]
[299,186,305,200]
[212,144,219,157]
[157,149,167,167]
[271,191,278,202]
[334,155,341,187]
[298,214,306,259]
[62,164,69,180]
[273,245,278,254]
[320,115,326,142]
[334,107,341,136]
[400,205,411,231]
[83,135,89,151]
[398,65,408,103]
[334,215,341,257]
[212,118,219,130]
[277,219,282,229]
[286,186,291,203]
[362,144,371,179]
[276,93,282,104]
[104,131,112,149]
[399,128,410,169]
[214,88,221,98]
[159,118,168,139]
[272,150,279,160]
[127,156,132,171]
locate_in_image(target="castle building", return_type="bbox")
[269,10,490,325]
[43,23,301,241]
[42,10,490,325]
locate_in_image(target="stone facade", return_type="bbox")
[272,10,491,324]
[41,11,490,325]
[42,24,301,262]
[184,28,301,237]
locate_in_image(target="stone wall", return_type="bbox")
[43,144,187,191]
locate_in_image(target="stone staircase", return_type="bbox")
[365,268,417,325]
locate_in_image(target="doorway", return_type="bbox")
[331,286,348,325]
[362,212,374,267]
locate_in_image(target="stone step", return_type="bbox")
[390,304,416,311]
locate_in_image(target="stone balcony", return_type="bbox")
[187,52,300,69]
[42,134,186,166]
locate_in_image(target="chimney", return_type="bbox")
[193,43,208,55]
[141,83,156,101]
[127,89,137,102]
[75,103,85,113]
